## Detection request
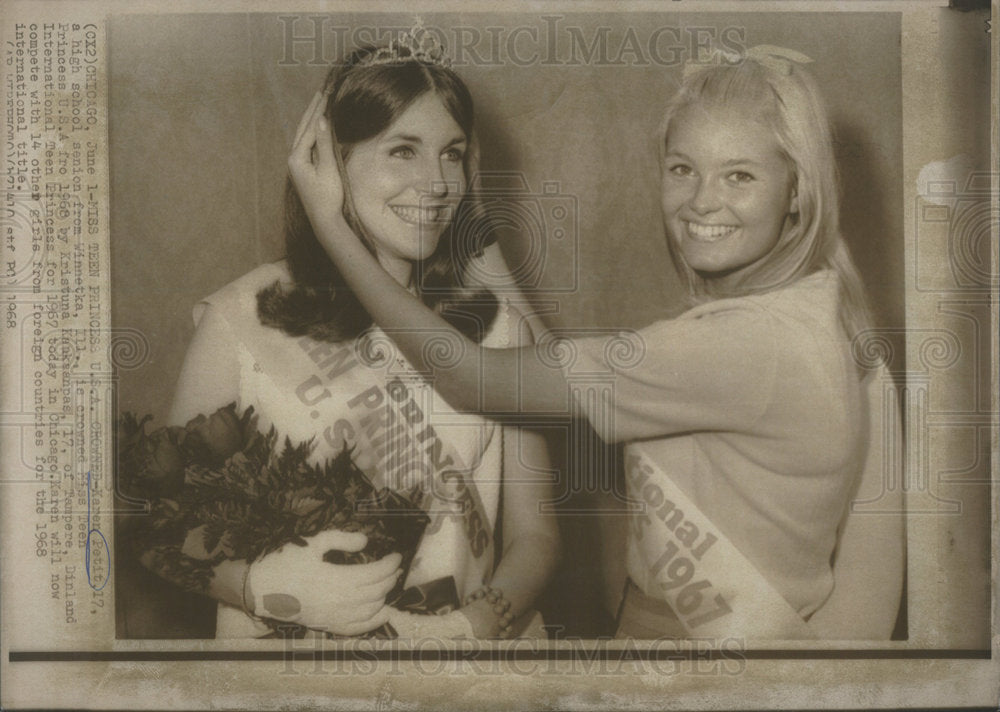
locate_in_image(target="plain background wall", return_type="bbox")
[110,11,903,637]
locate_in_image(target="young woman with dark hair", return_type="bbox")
[145,39,558,640]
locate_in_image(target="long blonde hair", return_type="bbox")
[660,55,873,341]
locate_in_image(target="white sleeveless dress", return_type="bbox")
[197,261,513,638]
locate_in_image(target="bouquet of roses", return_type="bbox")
[116,403,456,637]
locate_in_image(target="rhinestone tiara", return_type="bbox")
[360,21,452,68]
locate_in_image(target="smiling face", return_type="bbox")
[344,91,467,284]
[661,103,798,285]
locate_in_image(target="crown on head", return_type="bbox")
[360,20,452,68]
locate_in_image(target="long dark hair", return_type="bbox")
[257,46,498,343]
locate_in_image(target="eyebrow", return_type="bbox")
[721,158,760,168]
[383,133,467,147]
[663,151,763,169]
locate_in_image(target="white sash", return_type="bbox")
[625,445,818,639]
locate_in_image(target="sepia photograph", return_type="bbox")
[1,1,996,709]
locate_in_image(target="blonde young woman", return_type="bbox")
[289,46,904,639]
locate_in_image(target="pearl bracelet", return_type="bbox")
[464,586,516,639]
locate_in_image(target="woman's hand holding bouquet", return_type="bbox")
[118,403,437,639]
[247,529,401,636]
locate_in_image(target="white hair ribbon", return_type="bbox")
[682,44,814,81]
